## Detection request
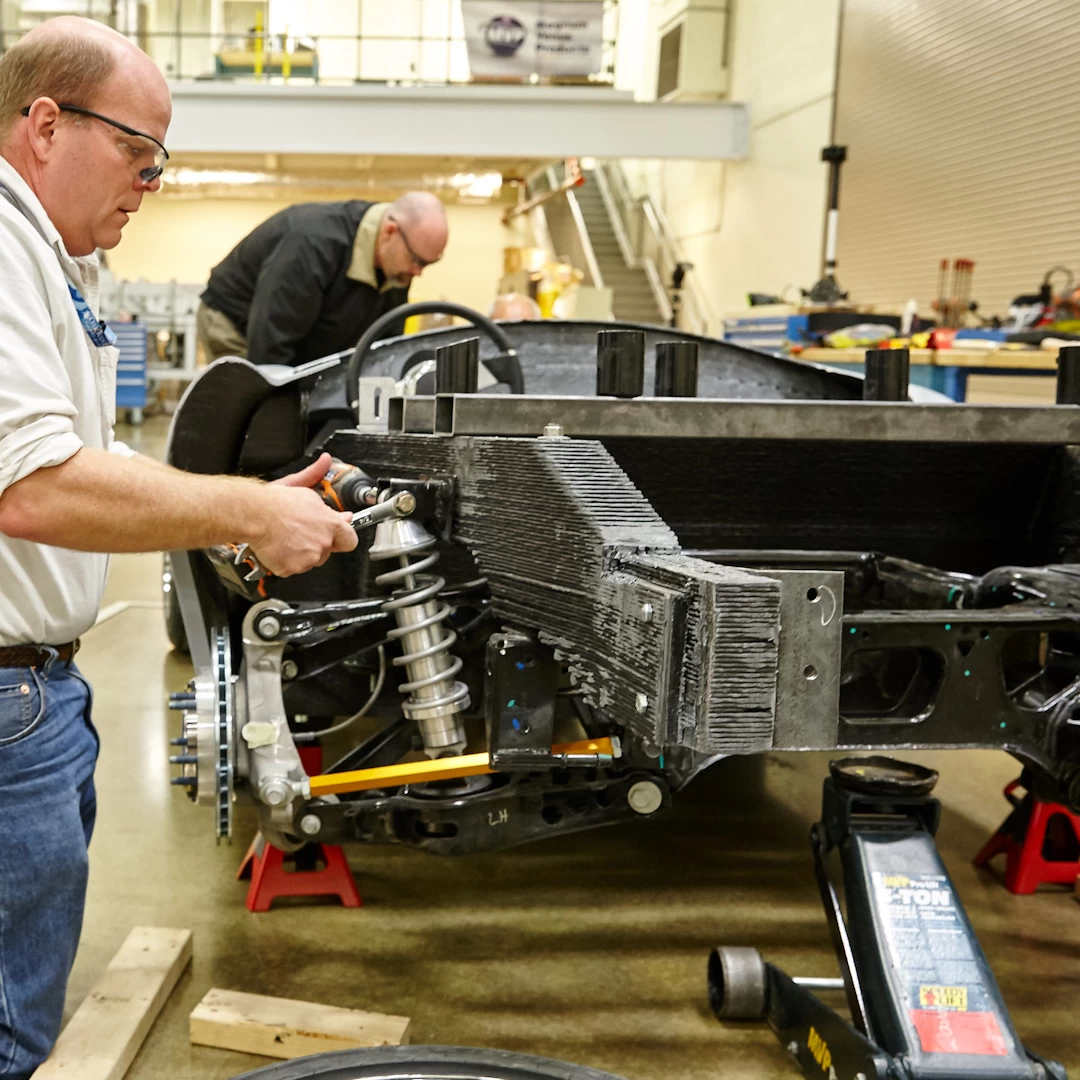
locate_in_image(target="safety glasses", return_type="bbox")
[388,214,438,270]
[21,102,169,184]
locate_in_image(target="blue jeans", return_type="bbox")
[0,656,97,1079]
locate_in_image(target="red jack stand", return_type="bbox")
[236,743,362,912]
[973,777,1080,894]
[237,834,362,912]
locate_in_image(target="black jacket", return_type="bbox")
[201,200,409,367]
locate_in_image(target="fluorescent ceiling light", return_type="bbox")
[163,168,271,186]
[446,171,503,198]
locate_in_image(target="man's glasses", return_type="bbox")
[21,102,169,184]
[388,214,437,270]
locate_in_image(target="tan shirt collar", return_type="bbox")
[346,202,409,292]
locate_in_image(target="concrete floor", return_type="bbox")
[62,416,1080,1079]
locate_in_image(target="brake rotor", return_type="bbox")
[171,628,235,840]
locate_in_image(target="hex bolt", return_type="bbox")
[257,614,281,640]
[787,1042,800,1057]
[281,660,299,681]
[640,603,654,622]
[300,814,322,836]
[542,423,565,438]
[635,692,649,713]
[394,491,417,515]
[259,780,291,807]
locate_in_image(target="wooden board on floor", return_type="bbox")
[36,926,192,1080]
[190,987,410,1060]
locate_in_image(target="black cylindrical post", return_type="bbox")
[1057,346,1080,405]
[863,347,910,401]
[596,330,645,398]
[435,337,479,394]
[655,341,699,397]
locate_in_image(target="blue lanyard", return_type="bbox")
[67,282,117,347]
[0,180,116,348]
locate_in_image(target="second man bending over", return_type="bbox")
[197,191,448,367]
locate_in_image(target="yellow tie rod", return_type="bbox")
[308,738,615,798]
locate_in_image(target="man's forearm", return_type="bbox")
[0,447,269,553]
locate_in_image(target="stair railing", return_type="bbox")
[594,160,713,336]
[520,163,604,290]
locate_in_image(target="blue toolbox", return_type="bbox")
[112,321,148,420]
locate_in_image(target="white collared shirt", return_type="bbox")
[0,154,136,645]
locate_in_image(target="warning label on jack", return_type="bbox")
[919,985,968,1011]
[871,869,1013,1057]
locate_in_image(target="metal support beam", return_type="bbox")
[168,83,750,160]
[418,394,1080,444]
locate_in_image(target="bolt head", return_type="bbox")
[640,603,654,622]
[300,814,322,836]
[257,615,281,640]
[395,491,417,515]
[261,781,290,807]
[281,659,299,681]
[542,423,564,438]
[635,692,649,713]
[627,780,663,815]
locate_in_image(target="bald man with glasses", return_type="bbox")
[198,191,449,368]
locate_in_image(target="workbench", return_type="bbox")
[796,347,1058,402]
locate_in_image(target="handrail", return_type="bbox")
[557,169,604,290]
[593,163,672,323]
[521,164,604,290]
[503,158,582,224]
[594,160,714,335]
[591,161,636,267]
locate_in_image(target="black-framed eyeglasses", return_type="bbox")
[388,214,437,270]
[20,102,169,184]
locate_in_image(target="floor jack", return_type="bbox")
[708,757,1066,1080]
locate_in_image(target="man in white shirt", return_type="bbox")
[0,18,358,1076]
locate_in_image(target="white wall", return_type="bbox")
[106,196,511,314]
[619,0,841,319]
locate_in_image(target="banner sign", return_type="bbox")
[462,1,605,79]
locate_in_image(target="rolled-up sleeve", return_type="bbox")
[0,262,82,496]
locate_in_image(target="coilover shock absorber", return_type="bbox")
[368,508,470,756]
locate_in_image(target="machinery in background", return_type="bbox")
[803,145,849,306]
[98,276,202,386]
[1008,265,1080,334]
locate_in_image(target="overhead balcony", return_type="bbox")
[168,82,748,161]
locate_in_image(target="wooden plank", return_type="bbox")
[797,347,936,365]
[36,927,192,1080]
[190,988,410,1060]
[934,351,1057,370]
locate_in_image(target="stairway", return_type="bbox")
[575,170,667,325]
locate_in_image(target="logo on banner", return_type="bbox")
[483,15,528,57]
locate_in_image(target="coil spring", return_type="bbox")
[375,535,468,710]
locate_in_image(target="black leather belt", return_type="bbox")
[0,640,79,668]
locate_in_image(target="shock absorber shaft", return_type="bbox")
[369,514,470,755]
